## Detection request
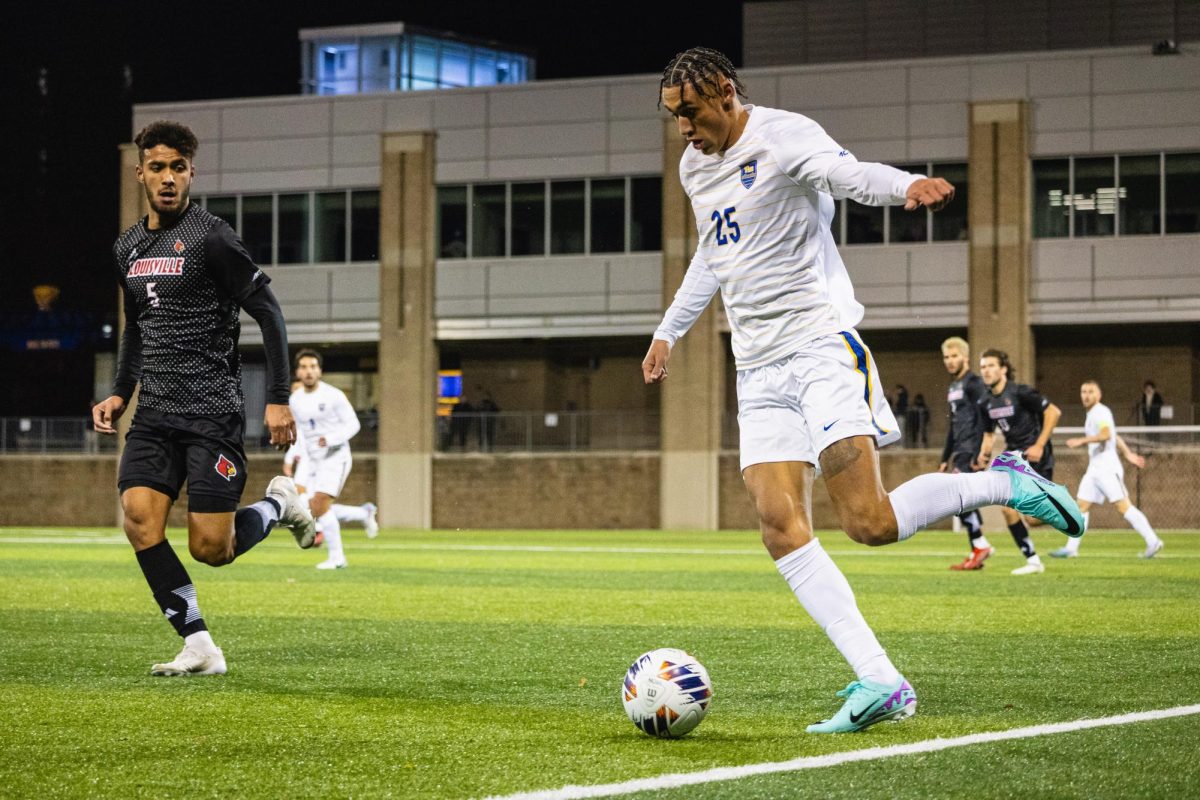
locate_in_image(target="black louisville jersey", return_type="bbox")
[981,381,1054,469]
[945,371,987,456]
[112,203,269,415]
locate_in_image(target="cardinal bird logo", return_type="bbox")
[214,454,238,481]
[174,239,185,253]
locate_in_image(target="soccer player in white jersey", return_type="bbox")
[645,48,1085,733]
[284,426,379,539]
[1052,380,1162,559]
[289,350,362,569]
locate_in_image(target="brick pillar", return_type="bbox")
[377,132,437,528]
[968,101,1033,379]
[115,143,147,525]
[658,119,724,530]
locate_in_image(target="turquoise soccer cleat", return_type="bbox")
[806,677,916,734]
[989,451,1086,538]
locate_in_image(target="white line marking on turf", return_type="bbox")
[482,704,1200,800]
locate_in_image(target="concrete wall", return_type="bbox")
[12,447,1191,530]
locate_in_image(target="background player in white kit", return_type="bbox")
[1053,380,1162,559]
[645,48,1084,733]
[290,350,362,569]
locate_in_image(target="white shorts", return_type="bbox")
[736,330,901,471]
[296,449,353,498]
[1077,468,1128,505]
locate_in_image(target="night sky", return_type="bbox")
[1,1,744,318]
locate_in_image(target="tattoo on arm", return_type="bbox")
[820,439,862,480]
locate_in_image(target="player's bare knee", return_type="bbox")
[189,538,233,566]
[840,504,896,546]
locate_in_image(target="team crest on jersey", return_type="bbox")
[739,160,758,189]
[318,403,326,412]
[214,454,238,481]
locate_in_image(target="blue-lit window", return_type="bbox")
[316,42,359,95]
[440,42,471,88]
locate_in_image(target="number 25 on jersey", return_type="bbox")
[710,207,740,246]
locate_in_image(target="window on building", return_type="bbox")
[932,162,969,241]
[510,182,545,256]
[550,181,585,255]
[439,42,471,88]
[473,48,498,86]
[437,185,468,259]
[890,163,929,243]
[241,195,273,264]
[472,184,506,257]
[590,179,625,253]
[316,42,359,94]
[630,177,662,252]
[205,196,237,228]
[1118,155,1161,235]
[1033,158,1070,238]
[350,190,379,262]
[360,36,398,92]
[1073,156,1116,237]
[277,194,310,264]
[1165,153,1200,234]
[411,37,439,90]
[845,201,883,244]
[315,191,348,262]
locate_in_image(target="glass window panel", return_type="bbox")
[315,192,347,262]
[931,162,969,241]
[1165,153,1200,234]
[845,201,883,244]
[472,48,497,86]
[205,196,237,228]
[1117,155,1160,235]
[496,55,513,84]
[315,42,359,95]
[411,37,438,90]
[1033,158,1070,238]
[890,164,928,242]
[471,184,506,258]
[440,43,470,88]
[590,179,625,253]
[1073,156,1116,237]
[277,193,310,264]
[360,36,398,92]
[550,181,585,254]
[510,182,545,256]
[630,177,662,252]
[437,186,468,259]
[241,195,273,264]
[350,190,379,262]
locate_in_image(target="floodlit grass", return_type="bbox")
[1,526,1198,799]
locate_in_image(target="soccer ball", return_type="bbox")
[621,648,713,738]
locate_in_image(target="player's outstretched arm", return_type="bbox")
[92,395,127,435]
[642,340,672,384]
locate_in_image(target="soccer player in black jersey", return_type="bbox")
[92,120,316,676]
[937,337,995,571]
[974,349,1063,575]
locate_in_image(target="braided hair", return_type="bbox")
[659,47,746,108]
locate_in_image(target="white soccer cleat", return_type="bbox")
[316,558,348,570]
[1011,561,1046,575]
[151,644,226,677]
[266,476,317,549]
[363,502,379,539]
[1141,539,1164,559]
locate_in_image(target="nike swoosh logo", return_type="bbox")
[1040,488,1081,535]
[848,702,887,725]
[823,420,839,431]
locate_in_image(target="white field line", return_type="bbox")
[0,532,1193,558]
[481,704,1200,800]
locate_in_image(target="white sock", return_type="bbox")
[1123,506,1158,546]
[249,498,280,527]
[1027,553,1043,566]
[185,630,218,651]
[333,503,368,523]
[1064,515,1086,553]
[889,471,1011,541]
[775,539,901,686]
[975,535,993,550]
[319,510,344,562]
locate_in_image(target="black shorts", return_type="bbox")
[1030,460,1054,482]
[118,407,248,513]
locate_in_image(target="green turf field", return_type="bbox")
[1,526,1198,799]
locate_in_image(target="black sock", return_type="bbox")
[135,540,207,637]
[960,510,984,546]
[1008,520,1036,558]
[233,499,279,557]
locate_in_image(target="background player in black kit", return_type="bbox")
[974,349,1063,575]
[937,337,995,571]
[92,121,316,676]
